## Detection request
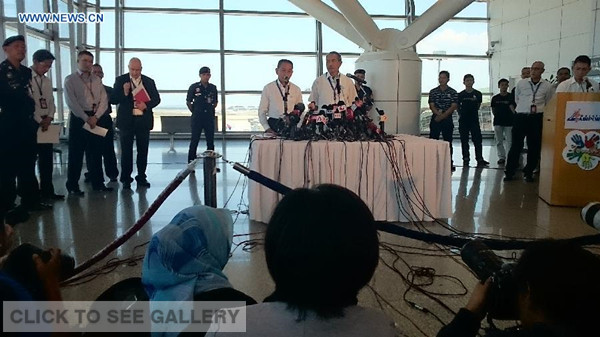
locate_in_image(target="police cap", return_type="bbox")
[2,35,25,47]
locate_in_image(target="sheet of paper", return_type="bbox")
[83,123,108,137]
[37,124,61,144]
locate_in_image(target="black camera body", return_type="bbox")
[2,243,75,300]
[461,240,519,320]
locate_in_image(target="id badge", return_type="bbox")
[207,96,213,104]
[530,104,537,114]
[39,98,48,109]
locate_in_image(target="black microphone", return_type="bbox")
[336,78,341,95]
[346,73,367,84]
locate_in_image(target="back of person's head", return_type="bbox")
[264,184,379,319]
[514,240,600,336]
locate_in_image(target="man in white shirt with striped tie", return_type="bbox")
[555,55,600,93]
[258,59,303,135]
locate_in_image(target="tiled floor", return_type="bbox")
[11,138,598,337]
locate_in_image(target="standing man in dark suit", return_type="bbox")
[84,63,119,183]
[112,57,160,189]
[186,66,218,163]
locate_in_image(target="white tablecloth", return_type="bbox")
[248,135,452,222]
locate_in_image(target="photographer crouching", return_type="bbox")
[438,240,600,337]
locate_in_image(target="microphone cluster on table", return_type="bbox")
[275,98,389,142]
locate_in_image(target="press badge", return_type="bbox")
[530,104,537,114]
[39,98,48,109]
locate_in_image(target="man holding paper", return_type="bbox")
[31,49,63,200]
[112,57,161,189]
[64,50,110,194]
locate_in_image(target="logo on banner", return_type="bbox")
[562,130,600,170]
[565,102,600,130]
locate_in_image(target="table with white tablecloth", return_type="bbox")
[248,134,452,223]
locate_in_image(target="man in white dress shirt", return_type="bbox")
[308,51,358,109]
[31,49,63,200]
[258,59,303,135]
[504,61,554,183]
[555,55,600,93]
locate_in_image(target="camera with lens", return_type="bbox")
[461,240,518,320]
[2,243,75,299]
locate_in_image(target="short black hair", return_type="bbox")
[354,69,366,75]
[199,66,210,75]
[573,55,591,67]
[514,240,600,335]
[264,184,379,319]
[92,63,102,68]
[497,78,509,86]
[77,50,93,61]
[439,70,450,78]
[327,51,342,62]
[32,49,55,63]
[463,74,474,81]
[557,67,571,74]
[277,59,293,69]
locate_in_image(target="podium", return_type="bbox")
[539,93,600,206]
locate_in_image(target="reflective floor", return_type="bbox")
[12,138,597,337]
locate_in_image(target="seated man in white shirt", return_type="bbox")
[556,55,599,93]
[258,59,303,135]
[308,51,358,109]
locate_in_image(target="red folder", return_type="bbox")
[133,87,151,103]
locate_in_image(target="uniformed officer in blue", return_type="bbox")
[0,35,49,224]
[186,66,218,163]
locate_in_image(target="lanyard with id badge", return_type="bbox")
[34,75,48,110]
[529,81,541,114]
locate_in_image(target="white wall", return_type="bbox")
[489,0,596,92]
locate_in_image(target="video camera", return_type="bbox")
[461,240,518,320]
[2,243,75,300]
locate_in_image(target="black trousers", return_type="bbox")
[458,118,483,162]
[0,124,40,212]
[506,113,543,176]
[429,117,454,159]
[66,114,104,190]
[86,114,118,180]
[120,118,150,183]
[36,143,55,196]
[188,113,215,163]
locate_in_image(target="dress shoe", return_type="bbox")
[4,207,29,226]
[42,193,65,200]
[477,159,490,167]
[67,187,85,196]
[451,165,456,172]
[93,185,114,192]
[497,158,506,165]
[136,178,151,188]
[26,202,53,211]
[524,174,534,183]
[463,160,470,167]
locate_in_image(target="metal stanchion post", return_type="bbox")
[200,151,220,207]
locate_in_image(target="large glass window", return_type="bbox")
[224,0,301,12]
[417,21,488,55]
[122,52,221,90]
[224,15,315,52]
[123,12,220,49]
[24,0,46,30]
[124,0,219,9]
[225,54,315,91]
